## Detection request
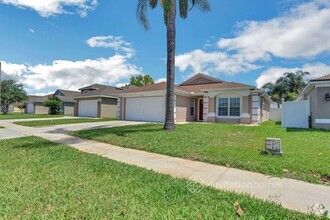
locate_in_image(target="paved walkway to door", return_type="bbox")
[1,120,329,215]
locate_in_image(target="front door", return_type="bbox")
[199,99,203,121]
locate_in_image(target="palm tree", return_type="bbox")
[262,70,310,107]
[130,74,155,87]
[137,0,211,131]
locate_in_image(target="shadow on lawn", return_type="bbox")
[12,137,61,149]
[285,127,330,133]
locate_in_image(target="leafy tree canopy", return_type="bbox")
[130,74,155,87]
[262,70,310,107]
[0,80,28,115]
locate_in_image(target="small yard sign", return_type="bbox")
[265,138,283,156]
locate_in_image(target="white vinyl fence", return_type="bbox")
[282,100,310,128]
[270,108,282,121]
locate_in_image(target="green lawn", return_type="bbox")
[0,126,4,128]
[0,113,64,120]
[0,137,321,219]
[14,118,116,127]
[71,121,330,185]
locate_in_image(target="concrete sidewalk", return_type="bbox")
[1,120,329,215]
[38,133,330,215]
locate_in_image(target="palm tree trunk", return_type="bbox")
[164,0,176,131]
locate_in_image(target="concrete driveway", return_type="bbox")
[0,127,27,140]
[0,119,147,137]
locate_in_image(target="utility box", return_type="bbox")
[265,138,283,156]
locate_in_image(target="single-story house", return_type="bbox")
[296,74,330,130]
[74,84,123,118]
[25,95,49,114]
[117,73,272,124]
[54,89,80,116]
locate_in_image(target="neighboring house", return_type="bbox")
[74,84,123,118]
[54,89,80,116]
[296,74,330,130]
[25,95,49,114]
[117,73,272,124]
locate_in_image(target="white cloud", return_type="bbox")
[175,49,260,75]
[86,36,135,57]
[155,78,166,83]
[0,61,27,80]
[29,29,35,33]
[116,83,129,88]
[218,0,330,61]
[23,55,141,90]
[1,0,97,17]
[256,62,330,88]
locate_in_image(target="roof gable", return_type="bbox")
[180,73,225,86]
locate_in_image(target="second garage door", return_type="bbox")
[78,100,98,117]
[126,96,165,122]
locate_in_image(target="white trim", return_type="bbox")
[215,96,242,118]
[297,80,330,100]
[241,113,250,118]
[315,119,330,124]
[74,95,117,99]
[315,83,330,88]
[179,73,225,86]
[197,98,204,121]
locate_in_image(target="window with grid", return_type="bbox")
[218,98,228,116]
[190,99,195,116]
[230,98,240,116]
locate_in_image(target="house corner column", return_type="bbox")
[117,97,121,120]
[207,95,216,123]
[203,93,209,122]
[251,95,261,124]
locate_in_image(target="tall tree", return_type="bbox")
[130,74,155,87]
[262,70,310,107]
[0,80,28,115]
[137,0,211,131]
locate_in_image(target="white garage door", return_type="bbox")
[27,103,34,114]
[126,97,165,122]
[78,100,98,117]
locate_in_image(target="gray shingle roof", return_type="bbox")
[75,84,124,98]
[55,89,80,103]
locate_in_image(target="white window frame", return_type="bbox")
[216,95,242,119]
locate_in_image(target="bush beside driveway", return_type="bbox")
[70,121,330,185]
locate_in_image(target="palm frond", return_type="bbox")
[149,0,158,8]
[189,0,211,12]
[179,0,188,19]
[137,0,151,30]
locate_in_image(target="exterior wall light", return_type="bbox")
[325,93,330,102]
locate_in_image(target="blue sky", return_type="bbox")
[0,0,329,95]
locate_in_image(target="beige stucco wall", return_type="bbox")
[313,87,330,130]
[242,96,249,113]
[215,118,240,124]
[260,97,270,122]
[100,98,117,118]
[63,103,75,116]
[34,103,49,114]
[176,95,196,122]
[207,95,253,124]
